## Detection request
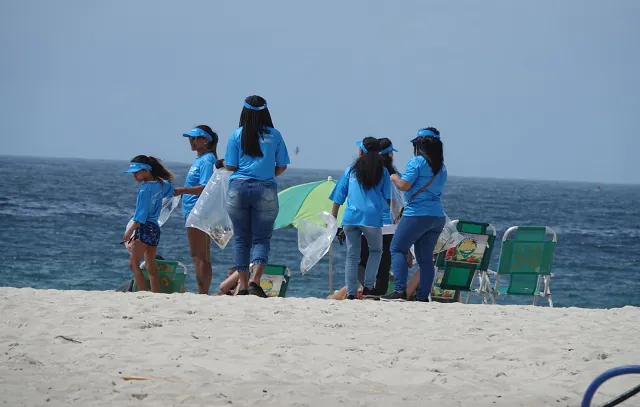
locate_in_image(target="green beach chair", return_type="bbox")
[432,220,497,304]
[259,264,291,298]
[133,260,187,294]
[485,226,557,307]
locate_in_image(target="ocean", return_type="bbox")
[0,155,638,308]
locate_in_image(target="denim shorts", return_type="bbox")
[134,222,161,247]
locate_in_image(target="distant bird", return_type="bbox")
[295,146,300,155]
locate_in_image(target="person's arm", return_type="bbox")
[124,188,150,241]
[225,132,240,172]
[275,133,291,177]
[331,202,341,219]
[391,173,412,191]
[393,158,420,191]
[174,185,205,196]
[275,165,288,177]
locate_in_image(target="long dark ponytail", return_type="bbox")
[414,127,444,175]
[195,124,219,158]
[351,137,384,189]
[378,137,397,175]
[239,95,274,158]
[130,155,175,182]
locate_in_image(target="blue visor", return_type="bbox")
[183,127,213,142]
[411,129,440,142]
[380,145,398,155]
[125,162,152,173]
[355,140,369,154]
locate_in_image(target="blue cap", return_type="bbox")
[125,162,152,173]
[183,127,213,142]
[410,128,440,142]
[355,140,369,154]
[380,145,398,155]
[244,100,268,111]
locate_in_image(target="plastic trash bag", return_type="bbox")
[298,211,338,274]
[407,215,464,259]
[158,196,181,227]
[434,215,464,253]
[124,195,180,253]
[185,168,234,249]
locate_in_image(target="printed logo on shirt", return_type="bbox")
[188,166,197,174]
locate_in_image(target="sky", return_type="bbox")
[1,0,638,184]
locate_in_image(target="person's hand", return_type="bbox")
[173,187,185,196]
[123,230,134,244]
[336,228,345,245]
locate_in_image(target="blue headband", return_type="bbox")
[355,140,368,154]
[244,101,268,111]
[417,129,440,138]
[380,145,398,155]
[183,127,213,142]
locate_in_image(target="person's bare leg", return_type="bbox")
[407,268,421,298]
[327,286,348,300]
[145,246,159,293]
[129,241,147,291]
[187,228,212,294]
[237,272,250,291]
[250,264,265,285]
[219,271,239,294]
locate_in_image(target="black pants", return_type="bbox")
[358,234,393,295]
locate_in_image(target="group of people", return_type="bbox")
[123,95,289,297]
[122,93,447,303]
[328,129,447,302]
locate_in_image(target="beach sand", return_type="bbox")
[1,287,638,406]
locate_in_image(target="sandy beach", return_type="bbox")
[1,287,638,406]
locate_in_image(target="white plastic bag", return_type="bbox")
[407,215,464,259]
[158,196,181,227]
[298,211,338,274]
[185,168,234,249]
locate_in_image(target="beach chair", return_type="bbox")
[432,220,497,303]
[581,365,640,407]
[259,264,291,298]
[485,226,557,307]
[133,260,187,294]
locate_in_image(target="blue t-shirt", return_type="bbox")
[224,127,290,183]
[133,180,175,226]
[330,167,391,228]
[182,152,216,217]
[401,156,447,217]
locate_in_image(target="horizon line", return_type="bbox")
[1,153,637,187]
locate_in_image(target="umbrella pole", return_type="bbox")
[329,243,333,294]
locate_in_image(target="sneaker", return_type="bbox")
[248,282,268,298]
[361,287,380,300]
[346,295,357,300]
[237,289,249,296]
[380,291,407,302]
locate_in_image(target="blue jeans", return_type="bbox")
[225,179,279,273]
[344,226,382,296]
[390,215,446,300]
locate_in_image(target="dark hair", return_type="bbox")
[239,95,274,158]
[195,124,219,158]
[414,127,444,175]
[378,137,397,175]
[351,137,384,189]
[130,155,175,182]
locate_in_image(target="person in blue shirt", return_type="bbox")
[225,95,290,297]
[330,137,391,300]
[381,127,447,302]
[123,155,175,293]
[173,125,218,294]
[355,137,400,296]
